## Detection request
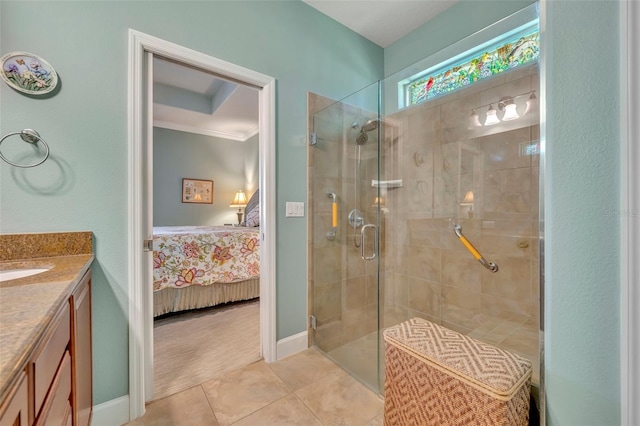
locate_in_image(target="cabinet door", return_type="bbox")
[0,372,28,426]
[71,271,92,426]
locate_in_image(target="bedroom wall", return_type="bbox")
[386,1,623,423]
[153,128,258,227]
[0,0,383,406]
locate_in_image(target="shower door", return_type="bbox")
[310,82,383,393]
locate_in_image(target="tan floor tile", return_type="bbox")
[295,370,383,426]
[125,386,219,426]
[201,361,291,426]
[232,394,323,426]
[366,413,385,426]
[269,348,341,391]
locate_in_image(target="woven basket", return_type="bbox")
[383,318,532,426]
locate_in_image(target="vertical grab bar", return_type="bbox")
[327,192,337,240]
[361,224,377,260]
[452,223,499,272]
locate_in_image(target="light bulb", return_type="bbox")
[469,109,483,128]
[502,102,519,121]
[484,105,500,126]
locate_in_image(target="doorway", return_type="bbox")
[151,55,261,399]
[127,29,276,420]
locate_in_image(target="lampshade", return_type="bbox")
[460,190,474,205]
[469,109,483,128]
[229,190,248,208]
[502,102,520,121]
[193,193,202,202]
[372,196,385,207]
[524,91,538,116]
[484,105,500,126]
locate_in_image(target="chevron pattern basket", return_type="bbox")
[383,318,532,426]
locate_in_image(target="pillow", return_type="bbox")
[243,189,259,221]
[245,203,260,227]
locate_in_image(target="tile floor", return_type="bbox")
[125,348,384,426]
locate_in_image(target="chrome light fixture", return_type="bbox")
[470,90,536,127]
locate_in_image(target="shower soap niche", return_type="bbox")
[371,179,403,189]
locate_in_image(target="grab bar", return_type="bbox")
[326,192,337,240]
[452,223,498,272]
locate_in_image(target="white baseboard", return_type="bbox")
[276,331,308,360]
[92,395,130,426]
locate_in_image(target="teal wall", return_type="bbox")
[153,128,258,227]
[384,0,536,76]
[386,1,622,424]
[0,1,383,405]
[543,1,620,424]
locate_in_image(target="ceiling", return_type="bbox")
[303,0,458,48]
[153,57,259,142]
[153,1,457,140]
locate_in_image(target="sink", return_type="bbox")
[0,268,50,282]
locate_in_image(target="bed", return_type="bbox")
[152,225,260,317]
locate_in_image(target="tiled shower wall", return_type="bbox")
[381,64,540,382]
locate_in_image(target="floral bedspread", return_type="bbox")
[153,226,260,291]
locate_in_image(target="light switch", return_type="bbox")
[286,202,305,217]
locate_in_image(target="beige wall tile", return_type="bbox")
[313,280,342,323]
[407,245,441,281]
[345,276,367,310]
[407,277,441,318]
[481,255,531,304]
[441,249,482,291]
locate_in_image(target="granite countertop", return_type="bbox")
[0,232,94,400]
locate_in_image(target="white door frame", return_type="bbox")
[127,29,277,420]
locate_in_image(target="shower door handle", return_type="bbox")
[360,224,378,260]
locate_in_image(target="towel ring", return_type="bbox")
[0,129,50,168]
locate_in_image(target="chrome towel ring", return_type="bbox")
[0,129,50,168]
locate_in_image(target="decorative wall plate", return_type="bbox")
[0,51,58,95]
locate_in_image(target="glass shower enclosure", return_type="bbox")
[309,2,541,413]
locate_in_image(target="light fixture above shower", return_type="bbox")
[469,90,537,128]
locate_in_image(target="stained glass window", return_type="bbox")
[405,27,539,106]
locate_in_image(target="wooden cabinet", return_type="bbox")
[31,303,70,423]
[0,372,28,426]
[70,272,92,426]
[35,353,71,426]
[0,269,92,426]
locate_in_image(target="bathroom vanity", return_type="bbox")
[0,232,93,426]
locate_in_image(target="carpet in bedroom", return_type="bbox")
[153,298,260,400]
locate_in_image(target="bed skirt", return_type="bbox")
[153,278,260,317]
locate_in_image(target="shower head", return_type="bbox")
[361,119,379,133]
[356,131,368,145]
[355,119,379,145]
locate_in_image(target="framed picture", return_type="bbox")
[182,178,213,204]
